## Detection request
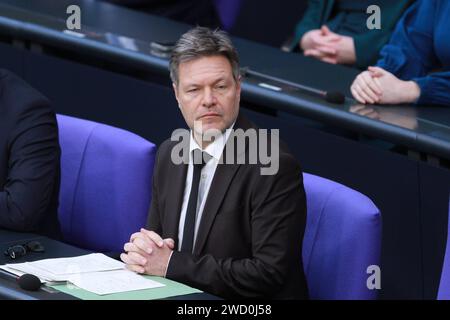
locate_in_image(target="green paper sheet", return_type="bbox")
[48,275,202,300]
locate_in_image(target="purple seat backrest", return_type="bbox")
[214,0,242,30]
[57,114,156,252]
[303,173,382,299]
[438,196,450,299]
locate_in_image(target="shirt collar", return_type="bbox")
[189,121,236,161]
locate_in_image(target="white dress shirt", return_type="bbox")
[177,124,235,251]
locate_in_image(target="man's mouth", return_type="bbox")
[199,113,220,119]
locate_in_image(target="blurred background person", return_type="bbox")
[286,0,412,69]
[0,69,61,239]
[351,0,450,106]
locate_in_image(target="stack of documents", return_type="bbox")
[0,253,165,295]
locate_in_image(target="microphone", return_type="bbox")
[18,274,41,291]
[240,67,346,104]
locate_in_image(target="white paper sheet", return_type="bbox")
[2,262,66,282]
[23,253,124,275]
[67,269,165,295]
[1,254,165,295]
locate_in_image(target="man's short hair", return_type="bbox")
[170,27,240,86]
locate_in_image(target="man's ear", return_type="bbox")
[235,75,242,99]
[236,75,242,92]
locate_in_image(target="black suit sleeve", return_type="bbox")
[166,153,306,299]
[0,97,60,232]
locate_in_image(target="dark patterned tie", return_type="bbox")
[181,149,210,253]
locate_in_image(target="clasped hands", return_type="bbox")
[301,26,421,105]
[120,228,174,277]
[351,66,421,105]
[300,25,356,65]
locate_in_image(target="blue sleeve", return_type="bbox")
[377,0,450,106]
[413,72,450,106]
[377,0,438,78]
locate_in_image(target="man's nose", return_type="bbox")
[201,88,216,107]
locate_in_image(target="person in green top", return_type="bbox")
[288,0,412,69]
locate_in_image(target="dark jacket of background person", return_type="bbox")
[0,69,61,239]
[101,0,221,28]
[290,0,412,69]
[376,0,450,107]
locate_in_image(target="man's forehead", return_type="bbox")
[178,56,233,83]
[180,55,231,71]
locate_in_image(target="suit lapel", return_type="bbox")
[193,160,240,255]
[164,155,188,247]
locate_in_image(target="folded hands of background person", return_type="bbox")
[351,66,421,105]
[301,25,356,65]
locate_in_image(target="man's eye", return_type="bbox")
[187,88,198,93]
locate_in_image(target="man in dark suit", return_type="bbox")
[0,69,61,239]
[120,27,308,299]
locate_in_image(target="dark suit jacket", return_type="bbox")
[0,69,61,239]
[290,0,412,69]
[147,114,308,299]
